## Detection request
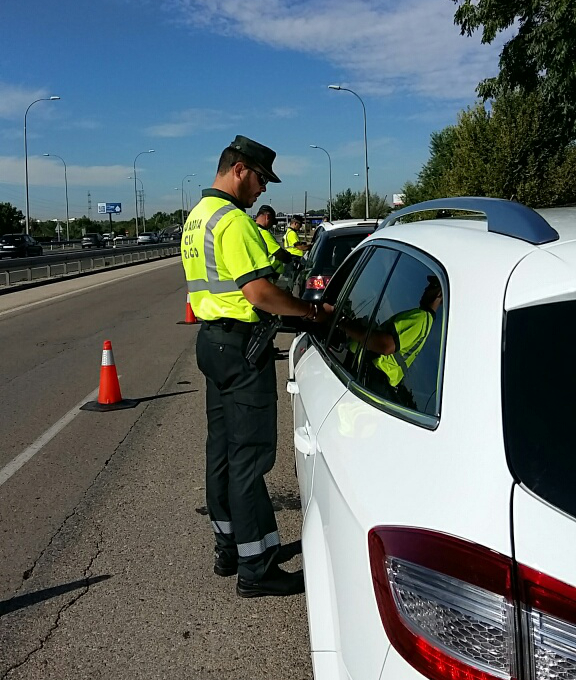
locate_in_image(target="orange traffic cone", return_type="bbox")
[81,340,138,412]
[177,294,198,325]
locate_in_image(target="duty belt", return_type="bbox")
[204,318,256,334]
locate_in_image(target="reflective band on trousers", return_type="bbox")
[211,520,233,535]
[186,204,239,294]
[237,530,280,558]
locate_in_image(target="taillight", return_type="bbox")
[517,564,576,679]
[369,527,576,680]
[305,275,331,290]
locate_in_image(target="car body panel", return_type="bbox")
[512,486,576,589]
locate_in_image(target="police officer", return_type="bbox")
[254,204,292,279]
[181,135,332,598]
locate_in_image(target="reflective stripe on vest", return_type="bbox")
[186,203,239,294]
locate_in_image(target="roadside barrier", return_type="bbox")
[81,340,139,412]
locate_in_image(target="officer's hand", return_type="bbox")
[314,303,334,324]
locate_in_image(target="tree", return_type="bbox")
[401,89,576,207]
[331,189,358,220]
[453,0,576,145]
[400,127,457,204]
[0,202,24,235]
[351,192,392,219]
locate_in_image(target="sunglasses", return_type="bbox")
[244,165,269,187]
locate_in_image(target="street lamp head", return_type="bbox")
[148,149,155,153]
[328,85,341,90]
[49,96,60,100]
[310,145,318,148]
[43,153,50,157]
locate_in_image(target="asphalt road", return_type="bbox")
[0,260,311,679]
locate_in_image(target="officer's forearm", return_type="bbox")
[242,277,310,317]
[274,248,293,263]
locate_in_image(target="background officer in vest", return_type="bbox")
[181,135,332,598]
[282,214,310,288]
[254,204,292,280]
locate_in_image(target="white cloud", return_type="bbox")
[163,0,508,101]
[0,156,134,187]
[146,108,243,137]
[0,83,61,119]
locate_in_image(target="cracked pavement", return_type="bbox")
[0,263,311,679]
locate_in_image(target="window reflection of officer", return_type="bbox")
[340,276,442,390]
[181,135,332,598]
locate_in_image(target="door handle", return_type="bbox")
[286,379,300,395]
[294,426,315,457]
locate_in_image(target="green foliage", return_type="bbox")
[351,192,392,219]
[0,202,24,234]
[331,189,358,220]
[401,89,576,207]
[453,0,576,144]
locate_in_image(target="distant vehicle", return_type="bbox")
[159,227,182,242]
[291,224,374,301]
[0,234,43,258]
[137,231,159,245]
[81,233,106,249]
[102,232,115,243]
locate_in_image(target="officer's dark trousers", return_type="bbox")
[196,322,279,582]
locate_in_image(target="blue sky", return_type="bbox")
[0,0,505,222]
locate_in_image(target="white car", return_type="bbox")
[137,231,159,245]
[288,197,576,680]
[311,217,384,244]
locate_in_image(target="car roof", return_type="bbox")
[316,218,384,232]
[321,225,375,239]
[364,199,576,312]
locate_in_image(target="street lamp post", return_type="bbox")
[133,150,155,238]
[24,96,60,235]
[310,145,333,222]
[43,153,69,240]
[180,174,195,227]
[128,176,146,234]
[329,85,370,219]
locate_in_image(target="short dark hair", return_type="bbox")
[256,204,276,218]
[291,215,304,224]
[217,147,253,175]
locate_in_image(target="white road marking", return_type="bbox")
[0,386,100,487]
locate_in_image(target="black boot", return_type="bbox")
[214,549,238,577]
[236,564,305,598]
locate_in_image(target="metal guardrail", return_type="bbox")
[0,243,180,289]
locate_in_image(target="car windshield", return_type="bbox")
[503,300,576,519]
[1,235,23,244]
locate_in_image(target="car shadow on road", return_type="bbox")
[0,575,111,617]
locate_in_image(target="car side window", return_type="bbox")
[360,253,445,416]
[325,247,399,379]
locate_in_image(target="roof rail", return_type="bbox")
[380,197,559,245]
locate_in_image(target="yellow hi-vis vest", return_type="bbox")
[258,226,285,275]
[283,227,304,257]
[181,194,274,322]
